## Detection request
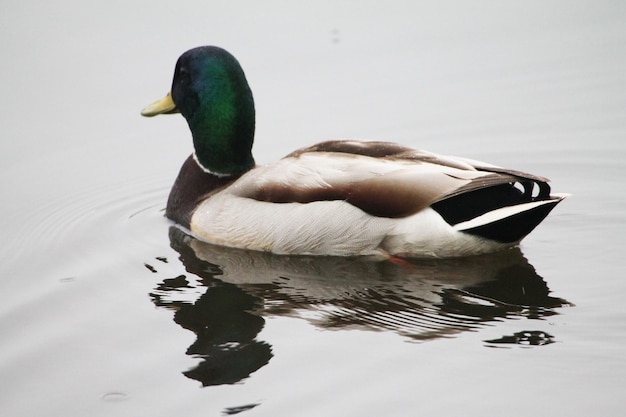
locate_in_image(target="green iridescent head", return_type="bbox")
[142,46,255,176]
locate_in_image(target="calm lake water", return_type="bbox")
[2,1,626,416]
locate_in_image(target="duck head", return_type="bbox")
[142,46,256,176]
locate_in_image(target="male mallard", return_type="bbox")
[142,46,566,258]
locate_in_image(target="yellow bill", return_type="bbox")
[141,92,179,117]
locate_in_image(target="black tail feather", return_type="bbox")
[432,181,561,243]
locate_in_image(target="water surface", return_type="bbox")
[1,1,626,416]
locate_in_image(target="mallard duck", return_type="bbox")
[142,46,566,258]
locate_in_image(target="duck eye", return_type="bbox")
[176,66,191,84]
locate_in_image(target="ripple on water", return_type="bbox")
[6,175,172,274]
[101,391,130,403]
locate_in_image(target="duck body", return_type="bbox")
[143,46,566,258]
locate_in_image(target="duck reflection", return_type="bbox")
[150,227,569,386]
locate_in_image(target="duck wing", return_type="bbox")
[230,140,554,221]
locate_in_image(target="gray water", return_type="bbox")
[2,1,626,416]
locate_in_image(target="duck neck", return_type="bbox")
[188,99,255,176]
[180,62,256,176]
